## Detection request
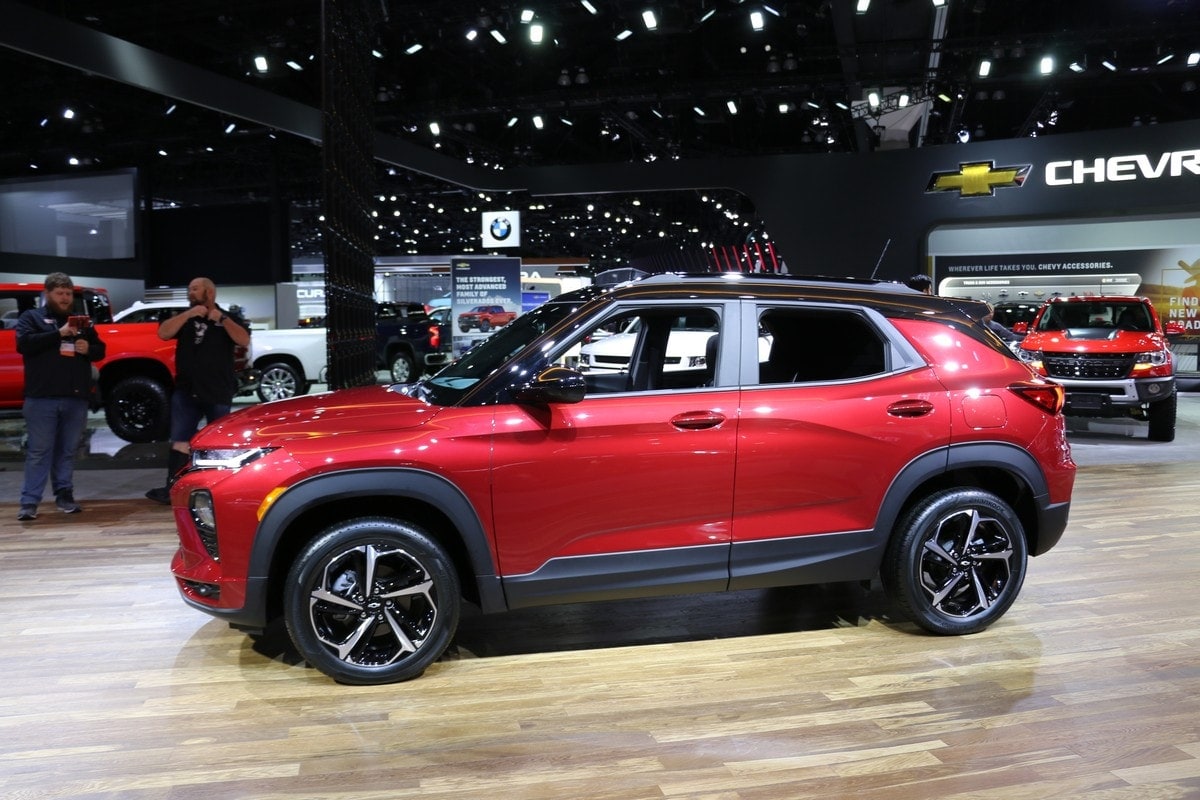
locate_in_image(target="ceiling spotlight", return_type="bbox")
[1102,59,1117,71]
[1069,60,1085,73]
[642,10,658,30]
[867,90,880,108]
[932,0,946,6]
[856,0,870,13]
[956,128,970,143]
[286,60,303,71]
[429,122,440,136]
[898,92,910,108]
[405,43,423,55]
[1189,52,1200,67]
[615,29,633,41]
[978,59,992,77]
[490,29,507,44]
[371,49,383,59]
[727,99,739,114]
[750,11,764,31]
[581,0,598,14]
[778,102,790,113]
[529,24,544,43]
[1158,53,1175,65]
[63,107,76,120]
[224,122,236,134]
[693,106,706,117]
[532,115,544,129]
[1040,56,1054,74]
[465,29,478,41]
[165,104,177,115]
[507,116,519,127]
[254,55,268,72]
[520,8,535,23]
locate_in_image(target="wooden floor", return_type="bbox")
[1,460,1199,799]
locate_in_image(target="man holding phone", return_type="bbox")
[14,272,106,521]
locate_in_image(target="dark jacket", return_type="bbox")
[16,305,106,400]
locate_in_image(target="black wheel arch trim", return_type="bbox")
[241,468,503,628]
[874,441,1061,558]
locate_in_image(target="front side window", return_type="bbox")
[555,306,721,394]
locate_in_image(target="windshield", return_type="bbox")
[412,299,583,406]
[1036,301,1152,332]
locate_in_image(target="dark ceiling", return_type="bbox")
[3,0,1200,270]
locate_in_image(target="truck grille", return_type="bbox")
[1042,353,1134,379]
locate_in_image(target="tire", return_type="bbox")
[1147,392,1176,442]
[284,518,461,685]
[389,350,416,383]
[881,489,1028,635]
[104,375,170,443]
[479,319,491,332]
[257,361,306,403]
[459,325,471,333]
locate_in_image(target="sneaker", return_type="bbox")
[17,505,37,521]
[145,486,171,505]
[55,492,82,514]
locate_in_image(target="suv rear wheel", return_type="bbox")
[1147,393,1177,442]
[284,518,461,685]
[882,489,1028,635]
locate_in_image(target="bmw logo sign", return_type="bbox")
[489,217,512,241]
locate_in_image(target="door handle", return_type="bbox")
[887,399,935,418]
[670,411,726,430]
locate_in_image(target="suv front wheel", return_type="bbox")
[284,517,461,685]
[882,489,1028,635]
[1147,393,1177,442]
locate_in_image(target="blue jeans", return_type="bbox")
[169,391,231,444]
[21,396,89,507]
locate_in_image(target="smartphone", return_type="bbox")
[68,315,92,331]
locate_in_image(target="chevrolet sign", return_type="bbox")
[1045,150,1200,185]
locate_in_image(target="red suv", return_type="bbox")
[169,274,1075,684]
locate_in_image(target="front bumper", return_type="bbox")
[1057,375,1175,416]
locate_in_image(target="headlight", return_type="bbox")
[1017,348,1041,364]
[191,447,276,470]
[1136,350,1170,367]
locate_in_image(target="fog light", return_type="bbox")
[1147,383,1162,395]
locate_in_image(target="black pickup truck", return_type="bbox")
[375,301,453,383]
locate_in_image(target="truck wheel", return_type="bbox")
[284,517,461,685]
[104,375,170,443]
[479,319,491,332]
[881,488,1027,635]
[389,351,416,383]
[257,361,306,402]
[1147,392,1177,442]
[458,325,471,333]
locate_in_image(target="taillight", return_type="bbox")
[428,324,440,349]
[1008,381,1065,415]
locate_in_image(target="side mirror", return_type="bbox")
[513,366,587,406]
[1164,320,1185,337]
[1012,321,1028,334]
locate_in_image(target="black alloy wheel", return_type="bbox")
[284,518,461,685]
[882,489,1028,635]
[104,375,170,443]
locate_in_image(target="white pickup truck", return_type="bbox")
[251,301,451,402]
[250,328,327,402]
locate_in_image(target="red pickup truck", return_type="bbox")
[456,304,516,333]
[2,283,256,443]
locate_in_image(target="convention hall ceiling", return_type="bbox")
[3,0,1200,265]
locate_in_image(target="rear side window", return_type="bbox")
[756,307,886,384]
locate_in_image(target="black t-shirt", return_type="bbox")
[172,307,248,404]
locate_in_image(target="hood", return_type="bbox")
[193,384,439,447]
[1021,328,1165,354]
